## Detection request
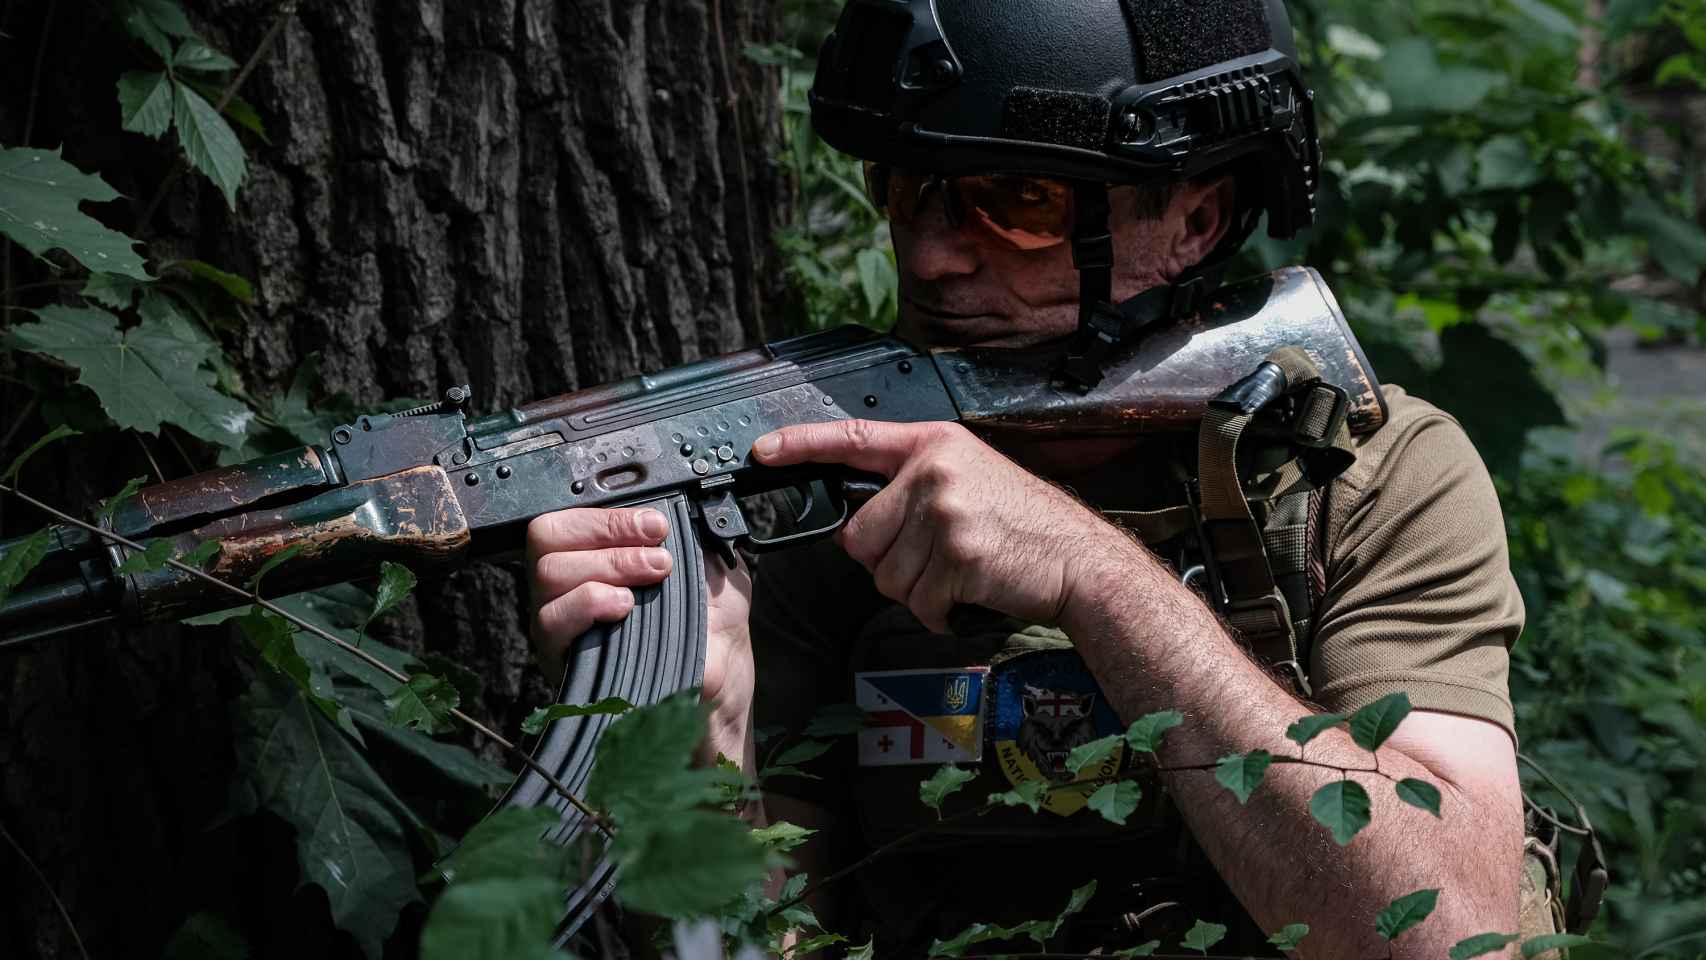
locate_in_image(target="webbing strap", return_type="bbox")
[1102,505,1197,544]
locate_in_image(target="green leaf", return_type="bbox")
[1396,778,1443,817]
[1065,732,1124,775]
[235,607,345,731]
[803,702,866,736]
[774,738,833,767]
[128,0,196,39]
[749,820,816,853]
[1268,922,1309,951]
[172,39,239,72]
[919,765,977,816]
[0,528,54,608]
[1214,750,1273,804]
[1086,780,1142,825]
[162,912,249,960]
[113,536,176,574]
[1125,710,1184,754]
[855,247,892,318]
[172,80,246,210]
[1450,932,1520,960]
[1375,888,1440,941]
[81,272,147,309]
[171,258,255,304]
[1380,38,1501,112]
[1521,934,1593,957]
[611,809,773,918]
[587,691,721,823]
[182,540,220,569]
[1326,24,1383,58]
[1309,779,1372,845]
[233,671,423,960]
[989,779,1047,813]
[1475,135,1540,192]
[1113,942,1160,957]
[1348,692,1413,752]
[520,696,634,735]
[431,807,561,886]
[846,939,875,960]
[419,877,562,960]
[247,541,308,592]
[9,306,255,449]
[384,673,460,735]
[1285,713,1345,750]
[118,70,175,138]
[1628,196,1706,284]
[0,147,150,279]
[1182,919,1228,955]
[791,932,849,954]
[365,561,416,628]
[929,922,1021,957]
[179,77,269,143]
[2,425,79,483]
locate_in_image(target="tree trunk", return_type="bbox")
[0,0,786,956]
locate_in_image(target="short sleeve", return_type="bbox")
[1309,387,1523,739]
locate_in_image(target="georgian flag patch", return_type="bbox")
[855,667,989,766]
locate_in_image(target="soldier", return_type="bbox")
[526,1,1534,955]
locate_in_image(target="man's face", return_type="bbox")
[889,179,1230,350]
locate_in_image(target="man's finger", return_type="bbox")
[525,507,668,562]
[751,419,925,477]
[534,580,637,671]
[534,546,673,596]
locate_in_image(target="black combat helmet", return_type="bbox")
[810,0,1322,387]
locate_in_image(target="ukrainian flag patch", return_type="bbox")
[855,667,989,766]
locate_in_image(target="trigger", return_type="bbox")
[694,477,748,567]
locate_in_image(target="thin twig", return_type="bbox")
[0,480,609,830]
[708,0,765,340]
[133,432,167,484]
[0,818,91,960]
[0,395,41,463]
[135,0,302,236]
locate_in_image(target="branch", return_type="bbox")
[0,817,90,960]
[0,481,609,832]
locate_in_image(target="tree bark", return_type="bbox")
[0,0,786,956]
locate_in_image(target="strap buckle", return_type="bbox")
[1291,381,1351,449]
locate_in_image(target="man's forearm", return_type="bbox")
[1061,545,1522,958]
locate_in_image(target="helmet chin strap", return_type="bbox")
[1055,181,1225,392]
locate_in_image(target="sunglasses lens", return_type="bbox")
[958,175,1071,250]
[862,163,1071,249]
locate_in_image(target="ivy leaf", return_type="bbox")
[1309,779,1372,845]
[172,258,255,304]
[1450,932,1520,959]
[1348,692,1413,752]
[178,77,269,143]
[919,765,977,816]
[162,912,248,960]
[1284,713,1345,750]
[9,306,255,449]
[419,877,562,960]
[383,674,461,735]
[1396,778,1443,817]
[1268,922,1309,951]
[2,425,79,483]
[989,779,1047,813]
[1125,710,1184,754]
[803,702,866,736]
[1065,732,1124,775]
[172,39,240,73]
[611,809,773,918]
[846,939,875,960]
[235,607,347,733]
[1375,889,1440,941]
[232,671,423,960]
[118,70,175,138]
[364,561,416,629]
[1113,942,1160,956]
[749,821,816,853]
[247,541,308,592]
[172,79,246,210]
[0,146,151,279]
[519,696,634,735]
[929,922,1021,957]
[0,528,53,607]
[1520,934,1594,957]
[81,273,147,309]
[774,738,833,767]
[1214,750,1273,805]
[1181,919,1228,955]
[113,537,176,574]
[1086,780,1142,825]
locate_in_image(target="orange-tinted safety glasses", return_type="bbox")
[862,161,1074,251]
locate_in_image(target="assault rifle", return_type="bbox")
[0,265,1385,936]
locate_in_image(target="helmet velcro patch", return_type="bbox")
[1001,87,1112,152]
[1124,0,1274,82]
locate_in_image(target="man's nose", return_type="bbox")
[895,190,981,281]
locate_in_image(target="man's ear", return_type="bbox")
[1168,175,1238,272]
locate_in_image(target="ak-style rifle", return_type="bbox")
[0,265,1385,937]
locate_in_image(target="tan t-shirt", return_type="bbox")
[748,383,1522,951]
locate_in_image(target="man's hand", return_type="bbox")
[524,507,755,767]
[752,420,1139,633]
